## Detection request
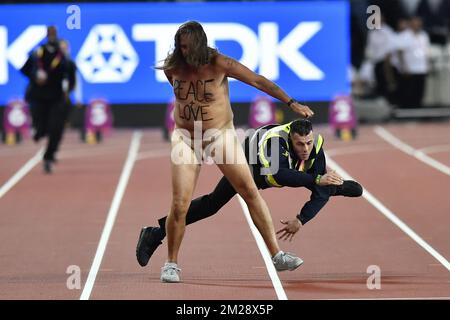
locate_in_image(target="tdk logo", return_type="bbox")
[77,25,138,83]
[0,22,323,85]
[133,22,324,82]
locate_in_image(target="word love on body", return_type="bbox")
[174,79,214,122]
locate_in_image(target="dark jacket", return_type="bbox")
[20,42,69,101]
[249,122,332,225]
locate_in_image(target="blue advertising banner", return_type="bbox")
[0,1,350,104]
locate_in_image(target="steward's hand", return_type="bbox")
[317,170,343,186]
[276,219,301,242]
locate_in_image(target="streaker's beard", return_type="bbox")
[185,49,208,68]
[185,54,200,68]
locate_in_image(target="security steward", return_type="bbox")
[20,26,74,174]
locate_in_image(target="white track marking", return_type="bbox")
[374,126,450,176]
[325,153,450,272]
[0,148,44,200]
[237,195,288,300]
[80,131,142,300]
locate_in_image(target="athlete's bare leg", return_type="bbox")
[213,126,280,256]
[166,130,201,263]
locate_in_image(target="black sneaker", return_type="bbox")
[136,226,164,267]
[43,160,52,174]
[334,180,363,197]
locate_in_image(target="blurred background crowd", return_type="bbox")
[352,0,450,110]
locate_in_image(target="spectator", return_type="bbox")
[365,14,397,101]
[417,0,450,45]
[392,17,431,108]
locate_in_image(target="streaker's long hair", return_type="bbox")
[157,21,218,71]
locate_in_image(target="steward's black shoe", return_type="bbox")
[136,226,164,267]
[43,160,52,174]
[334,180,363,197]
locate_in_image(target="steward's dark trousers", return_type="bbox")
[30,98,67,161]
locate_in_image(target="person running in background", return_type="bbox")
[20,26,76,173]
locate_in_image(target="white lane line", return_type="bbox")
[237,195,288,300]
[374,126,450,176]
[325,153,450,272]
[80,131,142,300]
[0,148,44,200]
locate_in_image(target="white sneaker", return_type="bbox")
[161,262,181,283]
[272,251,303,272]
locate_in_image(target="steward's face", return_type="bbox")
[291,131,314,160]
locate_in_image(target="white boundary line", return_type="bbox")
[325,153,450,272]
[237,195,288,300]
[80,131,142,300]
[0,148,44,200]
[374,126,450,176]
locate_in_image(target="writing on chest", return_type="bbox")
[177,101,213,122]
[173,79,214,102]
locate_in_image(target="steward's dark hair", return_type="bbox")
[290,119,313,136]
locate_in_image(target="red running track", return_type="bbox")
[0,122,449,300]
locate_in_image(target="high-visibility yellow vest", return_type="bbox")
[258,122,323,187]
